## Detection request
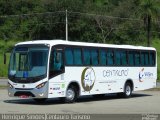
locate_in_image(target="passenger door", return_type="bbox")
[48,47,65,97]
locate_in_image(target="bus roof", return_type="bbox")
[15,39,156,51]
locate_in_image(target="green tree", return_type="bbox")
[138,0,160,46]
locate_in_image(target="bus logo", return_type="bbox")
[139,68,154,82]
[139,68,144,82]
[81,67,96,92]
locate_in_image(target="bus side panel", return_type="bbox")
[63,67,127,96]
[48,75,66,98]
[48,66,156,98]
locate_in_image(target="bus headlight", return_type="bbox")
[36,82,47,89]
[8,82,13,89]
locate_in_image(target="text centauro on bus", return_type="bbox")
[8,40,157,103]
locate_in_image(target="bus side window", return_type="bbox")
[73,48,82,65]
[107,49,114,65]
[121,51,127,66]
[65,48,73,65]
[100,50,107,65]
[83,49,91,65]
[141,52,145,66]
[49,49,64,78]
[53,52,63,71]
[91,49,99,66]
[144,52,149,66]
[141,52,149,66]
[149,52,155,66]
[115,50,121,66]
[135,51,140,66]
[128,51,134,66]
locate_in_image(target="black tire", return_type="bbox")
[33,98,47,103]
[117,83,132,98]
[123,82,132,98]
[63,85,78,103]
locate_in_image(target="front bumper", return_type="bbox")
[8,83,48,98]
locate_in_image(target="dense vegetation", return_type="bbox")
[0,0,160,79]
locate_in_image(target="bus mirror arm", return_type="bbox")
[4,53,6,64]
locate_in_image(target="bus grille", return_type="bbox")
[14,91,35,97]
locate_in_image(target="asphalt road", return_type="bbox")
[0,89,160,114]
[0,79,7,86]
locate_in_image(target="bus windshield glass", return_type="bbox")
[9,46,49,79]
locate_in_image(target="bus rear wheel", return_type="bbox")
[123,82,132,98]
[63,85,78,103]
[117,82,132,98]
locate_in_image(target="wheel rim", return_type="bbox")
[66,88,75,100]
[125,85,131,96]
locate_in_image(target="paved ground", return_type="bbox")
[0,89,160,114]
[0,79,7,86]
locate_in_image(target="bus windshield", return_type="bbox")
[9,46,49,79]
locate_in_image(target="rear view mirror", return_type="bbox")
[4,53,6,64]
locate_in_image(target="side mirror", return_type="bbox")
[4,53,6,64]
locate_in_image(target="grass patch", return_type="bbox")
[145,87,160,91]
[0,53,10,77]
[0,85,7,89]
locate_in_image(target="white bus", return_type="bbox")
[8,40,157,103]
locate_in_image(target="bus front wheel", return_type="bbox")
[63,85,78,103]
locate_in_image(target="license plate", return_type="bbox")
[19,95,29,98]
